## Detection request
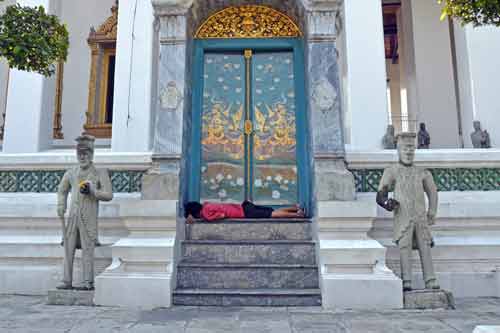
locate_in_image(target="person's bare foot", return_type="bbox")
[186,215,195,224]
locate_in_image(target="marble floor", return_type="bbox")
[0,295,499,332]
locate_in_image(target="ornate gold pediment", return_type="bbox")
[195,5,302,39]
[88,2,118,43]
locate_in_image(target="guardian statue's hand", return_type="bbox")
[384,198,400,212]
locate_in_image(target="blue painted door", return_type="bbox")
[200,50,298,206]
[192,40,309,208]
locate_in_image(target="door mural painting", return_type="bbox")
[200,50,298,205]
[190,6,309,208]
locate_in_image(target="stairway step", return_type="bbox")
[190,218,311,224]
[176,264,319,289]
[181,240,316,265]
[173,288,322,307]
[186,219,312,241]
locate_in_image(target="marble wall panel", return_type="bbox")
[153,41,186,155]
[307,41,345,156]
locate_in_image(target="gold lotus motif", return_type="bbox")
[195,5,302,39]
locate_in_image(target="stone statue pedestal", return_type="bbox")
[403,289,455,310]
[47,289,94,306]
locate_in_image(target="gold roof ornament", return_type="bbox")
[88,1,118,43]
[195,5,302,39]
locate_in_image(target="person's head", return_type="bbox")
[419,122,426,131]
[473,120,481,131]
[184,201,203,219]
[397,133,416,166]
[387,124,395,135]
[76,134,95,169]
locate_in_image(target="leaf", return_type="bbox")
[440,11,448,21]
[0,4,69,76]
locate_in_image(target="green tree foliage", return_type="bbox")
[439,0,500,26]
[0,4,69,76]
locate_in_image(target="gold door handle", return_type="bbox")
[244,120,253,135]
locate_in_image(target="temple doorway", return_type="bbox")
[188,6,310,208]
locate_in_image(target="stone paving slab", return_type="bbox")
[0,295,499,332]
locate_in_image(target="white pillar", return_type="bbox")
[342,0,388,151]
[454,24,500,148]
[400,0,460,148]
[2,0,56,153]
[111,0,154,152]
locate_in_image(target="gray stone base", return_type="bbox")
[315,159,356,201]
[173,289,322,307]
[404,289,455,310]
[141,173,179,200]
[47,289,94,306]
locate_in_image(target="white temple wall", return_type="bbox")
[111,0,154,153]
[456,25,500,148]
[56,0,116,147]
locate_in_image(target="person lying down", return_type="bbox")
[184,200,305,223]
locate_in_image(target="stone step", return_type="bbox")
[176,263,319,289]
[173,288,322,307]
[181,240,316,265]
[186,219,312,241]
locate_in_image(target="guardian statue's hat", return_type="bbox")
[397,132,417,144]
[76,134,95,152]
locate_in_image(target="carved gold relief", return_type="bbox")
[195,5,302,39]
[89,2,118,42]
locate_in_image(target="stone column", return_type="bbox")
[111,0,154,152]
[141,0,192,200]
[2,0,56,153]
[304,2,355,201]
[341,0,388,150]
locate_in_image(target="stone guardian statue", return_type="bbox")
[56,134,113,290]
[471,121,491,148]
[376,133,439,292]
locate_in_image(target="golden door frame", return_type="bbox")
[84,3,118,138]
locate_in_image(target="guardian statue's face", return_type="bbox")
[398,141,415,166]
[77,149,93,169]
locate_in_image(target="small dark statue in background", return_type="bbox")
[382,124,397,149]
[417,123,430,149]
[471,121,491,148]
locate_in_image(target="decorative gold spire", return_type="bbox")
[195,5,302,39]
[88,1,118,42]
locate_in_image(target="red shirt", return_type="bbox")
[201,202,245,221]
